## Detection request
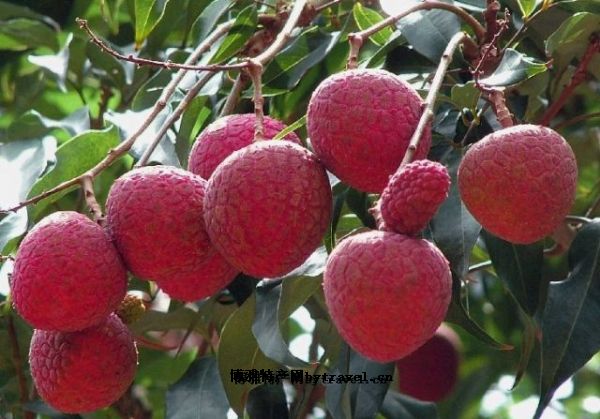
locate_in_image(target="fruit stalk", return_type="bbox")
[401,31,469,166]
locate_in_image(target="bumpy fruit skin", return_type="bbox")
[204,141,332,278]
[11,211,126,332]
[188,113,301,179]
[396,324,461,402]
[377,160,450,235]
[156,250,238,302]
[458,124,577,244]
[307,69,431,193]
[106,166,215,280]
[323,230,451,362]
[29,314,138,413]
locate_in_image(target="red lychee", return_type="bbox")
[458,124,577,244]
[377,160,450,235]
[11,211,126,332]
[188,113,301,179]
[323,230,451,362]
[396,324,461,402]
[155,249,238,302]
[307,68,431,193]
[204,141,332,278]
[29,314,138,413]
[105,166,231,281]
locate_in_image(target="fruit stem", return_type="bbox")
[246,59,267,141]
[401,31,469,166]
[81,174,105,224]
[346,0,485,69]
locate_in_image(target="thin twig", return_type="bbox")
[401,32,468,166]
[553,111,600,131]
[220,74,247,116]
[539,35,600,126]
[315,0,342,13]
[81,175,104,223]
[76,18,246,72]
[346,1,485,69]
[7,315,34,419]
[136,72,216,166]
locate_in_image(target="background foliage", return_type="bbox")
[1,0,600,418]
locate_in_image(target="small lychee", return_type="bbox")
[376,160,451,235]
[396,323,461,402]
[155,250,238,302]
[188,113,301,179]
[105,166,231,281]
[204,141,332,278]
[11,211,127,332]
[29,314,138,413]
[307,68,431,193]
[458,124,577,244]
[323,230,451,362]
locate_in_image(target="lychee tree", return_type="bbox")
[1,0,600,418]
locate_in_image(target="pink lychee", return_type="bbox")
[11,211,127,332]
[204,141,332,278]
[377,160,451,235]
[188,113,301,179]
[458,124,577,244]
[323,230,451,362]
[29,314,138,413]
[307,69,431,193]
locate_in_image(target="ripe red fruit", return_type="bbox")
[29,314,138,413]
[376,160,451,235]
[155,250,238,302]
[188,113,301,179]
[106,166,230,281]
[204,141,332,278]
[307,68,431,193]
[11,211,126,332]
[323,230,451,362]
[458,124,577,244]
[396,324,461,402]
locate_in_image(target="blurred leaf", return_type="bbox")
[246,383,289,419]
[190,0,231,45]
[8,108,90,141]
[379,391,439,419]
[517,0,543,18]
[398,6,461,62]
[166,357,229,419]
[482,231,544,316]
[479,49,547,87]
[28,33,72,92]
[272,115,305,141]
[134,0,169,48]
[430,149,480,278]
[0,1,59,25]
[131,306,210,338]
[345,189,376,229]
[0,18,58,51]
[27,126,120,218]
[218,293,280,415]
[86,41,128,88]
[536,220,600,417]
[210,5,257,64]
[557,0,600,13]
[451,82,480,111]
[352,3,393,47]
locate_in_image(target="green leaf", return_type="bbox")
[379,391,439,419]
[352,3,393,47]
[273,116,305,141]
[557,0,600,14]
[0,18,58,51]
[246,383,289,419]
[28,33,72,92]
[482,231,544,316]
[190,0,231,45]
[8,108,90,141]
[517,0,543,18]
[209,5,257,64]
[450,82,481,111]
[130,306,211,338]
[345,189,376,229]
[218,293,280,415]
[430,149,481,278]
[545,12,600,76]
[86,41,128,88]
[134,0,169,48]
[166,357,230,419]
[479,48,547,87]
[536,220,600,418]
[27,126,120,219]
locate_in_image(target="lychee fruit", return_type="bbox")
[105,166,230,281]
[307,68,431,193]
[155,249,238,302]
[204,141,332,278]
[188,113,301,179]
[10,211,126,332]
[323,230,451,362]
[458,124,577,244]
[396,324,461,402]
[29,314,138,413]
[376,160,451,235]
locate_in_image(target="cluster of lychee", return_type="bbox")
[10,64,577,412]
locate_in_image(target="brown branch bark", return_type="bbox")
[220,73,248,117]
[81,175,104,224]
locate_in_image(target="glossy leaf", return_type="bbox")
[190,0,231,45]
[28,34,72,92]
[352,3,393,46]
[517,0,542,17]
[210,5,257,64]
[479,49,547,87]
[134,0,169,47]
[0,18,58,51]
